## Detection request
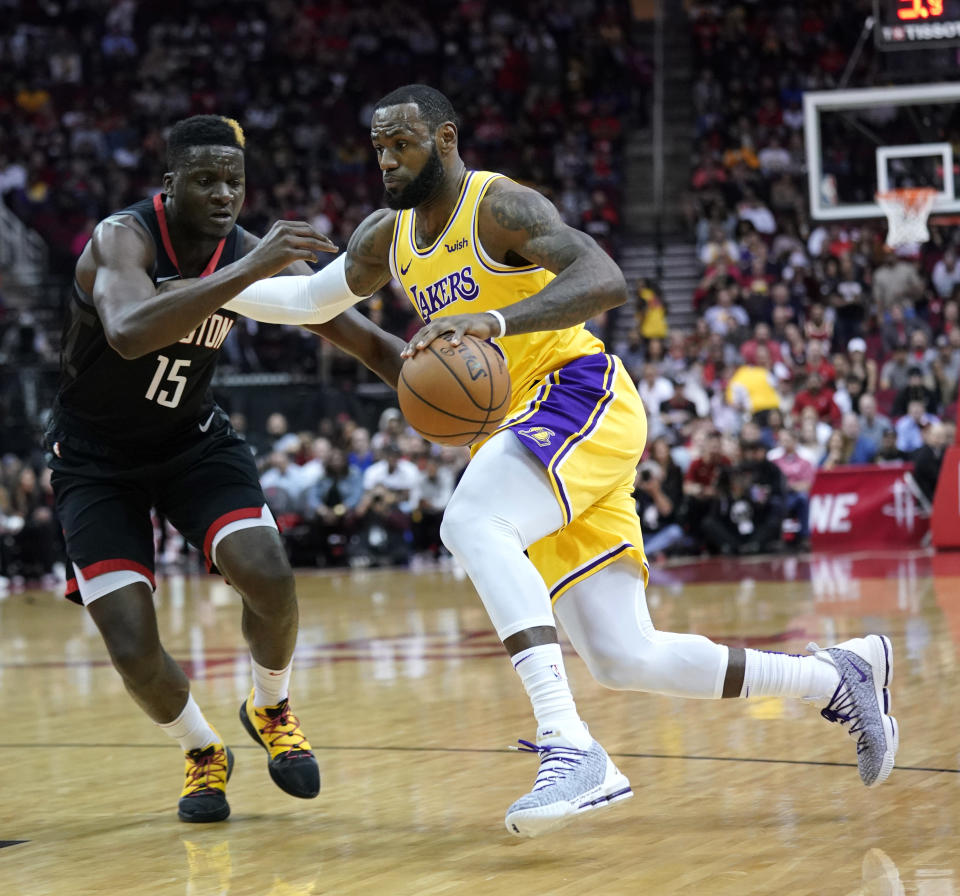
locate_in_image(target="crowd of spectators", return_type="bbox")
[0,0,647,371]
[3,2,956,587]
[0,452,63,592]
[0,0,655,590]
[250,408,468,570]
[0,0,652,590]
[617,1,954,560]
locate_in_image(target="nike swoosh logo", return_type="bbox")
[848,658,869,683]
[198,411,216,432]
[400,260,411,275]
[157,274,181,282]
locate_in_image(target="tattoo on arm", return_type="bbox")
[489,190,555,239]
[524,231,581,272]
[347,223,381,262]
[486,190,627,335]
[505,280,617,333]
[345,210,393,295]
[491,189,581,271]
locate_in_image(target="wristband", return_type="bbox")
[486,309,507,338]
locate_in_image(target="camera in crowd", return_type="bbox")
[637,460,662,484]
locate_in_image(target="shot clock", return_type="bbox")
[874,0,960,47]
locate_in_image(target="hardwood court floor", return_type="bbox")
[0,549,958,896]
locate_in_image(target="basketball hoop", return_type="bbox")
[876,188,937,248]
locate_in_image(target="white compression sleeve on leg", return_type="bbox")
[223,254,369,325]
[441,431,588,746]
[555,558,729,698]
[439,430,564,640]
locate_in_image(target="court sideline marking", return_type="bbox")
[0,741,954,774]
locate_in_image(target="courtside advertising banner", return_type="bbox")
[809,464,931,551]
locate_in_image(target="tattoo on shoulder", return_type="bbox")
[348,210,394,262]
[348,226,377,259]
[490,190,555,239]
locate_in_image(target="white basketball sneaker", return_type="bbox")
[808,635,898,787]
[505,727,633,838]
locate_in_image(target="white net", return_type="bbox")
[876,188,937,248]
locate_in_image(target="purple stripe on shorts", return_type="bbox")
[549,543,632,599]
[506,354,617,522]
[501,376,552,435]
[547,355,616,478]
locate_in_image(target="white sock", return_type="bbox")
[252,657,292,707]
[158,695,219,752]
[740,649,840,700]
[513,643,592,749]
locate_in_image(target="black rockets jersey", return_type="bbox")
[55,194,245,453]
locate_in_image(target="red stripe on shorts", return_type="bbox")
[203,507,265,567]
[65,559,156,602]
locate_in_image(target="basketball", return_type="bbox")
[398,333,511,447]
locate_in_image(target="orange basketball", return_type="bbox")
[398,333,512,447]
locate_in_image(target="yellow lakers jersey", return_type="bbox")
[389,170,605,408]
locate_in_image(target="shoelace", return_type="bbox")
[819,680,869,755]
[808,642,871,756]
[256,701,309,753]
[185,747,228,793]
[513,739,587,791]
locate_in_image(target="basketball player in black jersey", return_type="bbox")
[47,115,404,823]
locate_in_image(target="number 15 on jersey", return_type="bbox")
[145,354,191,408]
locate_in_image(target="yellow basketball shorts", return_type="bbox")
[494,352,650,601]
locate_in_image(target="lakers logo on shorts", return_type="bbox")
[518,426,557,447]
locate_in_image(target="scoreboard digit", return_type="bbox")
[875,0,960,47]
[895,0,943,20]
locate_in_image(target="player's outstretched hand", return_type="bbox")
[247,220,338,278]
[402,312,501,358]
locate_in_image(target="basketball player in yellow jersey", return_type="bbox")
[336,85,897,838]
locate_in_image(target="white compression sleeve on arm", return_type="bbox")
[223,254,369,325]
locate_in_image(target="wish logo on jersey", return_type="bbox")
[408,266,480,321]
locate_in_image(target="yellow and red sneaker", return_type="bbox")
[178,740,234,823]
[239,690,319,798]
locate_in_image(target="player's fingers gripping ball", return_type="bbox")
[398,333,511,447]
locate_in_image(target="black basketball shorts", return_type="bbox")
[46,416,270,605]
